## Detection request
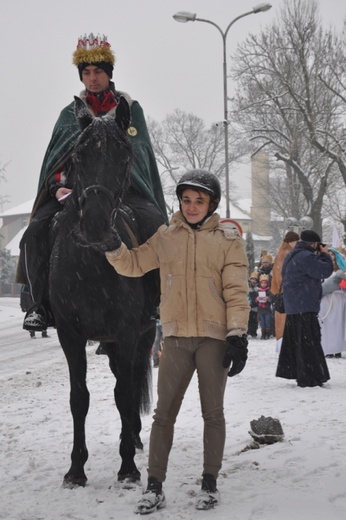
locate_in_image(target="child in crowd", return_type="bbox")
[256,274,273,339]
[247,272,259,338]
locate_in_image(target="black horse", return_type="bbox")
[49,96,162,487]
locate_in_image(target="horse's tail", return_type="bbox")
[139,348,152,415]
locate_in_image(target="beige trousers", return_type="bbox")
[148,336,228,482]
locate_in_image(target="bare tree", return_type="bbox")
[230,0,344,234]
[147,109,247,212]
[0,161,10,210]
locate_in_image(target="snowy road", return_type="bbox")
[0,298,63,378]
[1,297,346,520]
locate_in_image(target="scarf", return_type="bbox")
[86,90,117,116]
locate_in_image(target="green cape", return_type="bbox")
[36,98,167,220]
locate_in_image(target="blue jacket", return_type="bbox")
[282,241,333,314]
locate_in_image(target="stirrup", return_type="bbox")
[23,310,47,332]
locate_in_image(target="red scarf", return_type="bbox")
[86,91,117,116]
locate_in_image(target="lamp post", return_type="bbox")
[173,4,272,218]
[160,166,180,215]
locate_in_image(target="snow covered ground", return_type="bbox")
[1,296,346,520]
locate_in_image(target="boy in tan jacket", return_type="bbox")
[104,170,249,514]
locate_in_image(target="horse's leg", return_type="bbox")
[59,332,89,487]
[106,347,138,481]
[105,332,148,482]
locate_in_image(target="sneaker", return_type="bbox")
[135,477,166,515]
[23,310,47,332]
[195,474,220,510]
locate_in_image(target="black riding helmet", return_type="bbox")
[175,170,221,228]
[176,170,221,209]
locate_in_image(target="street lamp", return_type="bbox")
[173,3,272,218]
[160,166,180,215]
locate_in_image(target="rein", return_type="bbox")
[79,184,117,212]
[78,170,128,218]
[75,171,130,249]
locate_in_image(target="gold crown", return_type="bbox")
[73,33,116,66]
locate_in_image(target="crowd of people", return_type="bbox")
[246,231,346,388]
[247,252,275,341]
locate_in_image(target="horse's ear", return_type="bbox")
[115,96,131,132]
[74,96,93,131]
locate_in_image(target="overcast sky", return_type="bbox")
[1,0,346,211]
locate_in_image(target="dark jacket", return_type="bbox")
[248,285,259,311]
[282,241,333,314]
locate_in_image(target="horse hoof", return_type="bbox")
[117,471,141,483]
[63,474,88,488]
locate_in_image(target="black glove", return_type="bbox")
[223,335,248,377]
[94,230,122,252]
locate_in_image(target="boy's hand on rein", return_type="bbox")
[223,335,248,377]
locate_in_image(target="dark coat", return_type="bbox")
[282,241,333,314]
[276,313,330,386]
[20,285,33,312]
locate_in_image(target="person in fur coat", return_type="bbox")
[271,231,299,351]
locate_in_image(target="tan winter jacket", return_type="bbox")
[106,212,249,341]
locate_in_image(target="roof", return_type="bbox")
[219,198,251,220]
[5,226,27,256]
[0,199,34,218]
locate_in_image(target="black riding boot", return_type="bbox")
[195,474,220,510]
[135,477,166,514]
[19,199,61,331]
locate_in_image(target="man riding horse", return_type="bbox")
[17,33,167,331]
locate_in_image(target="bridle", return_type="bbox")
[78,172,129,218]
[78,185,116,212]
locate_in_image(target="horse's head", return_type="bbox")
[71,96,132,245]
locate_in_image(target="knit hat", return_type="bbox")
[73,33,116,80]
[284,231,300,243]
[300,229,321,243]
[249,272,259,280]
[261,254,273,264]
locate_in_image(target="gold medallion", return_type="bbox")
[127,126,138,137]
